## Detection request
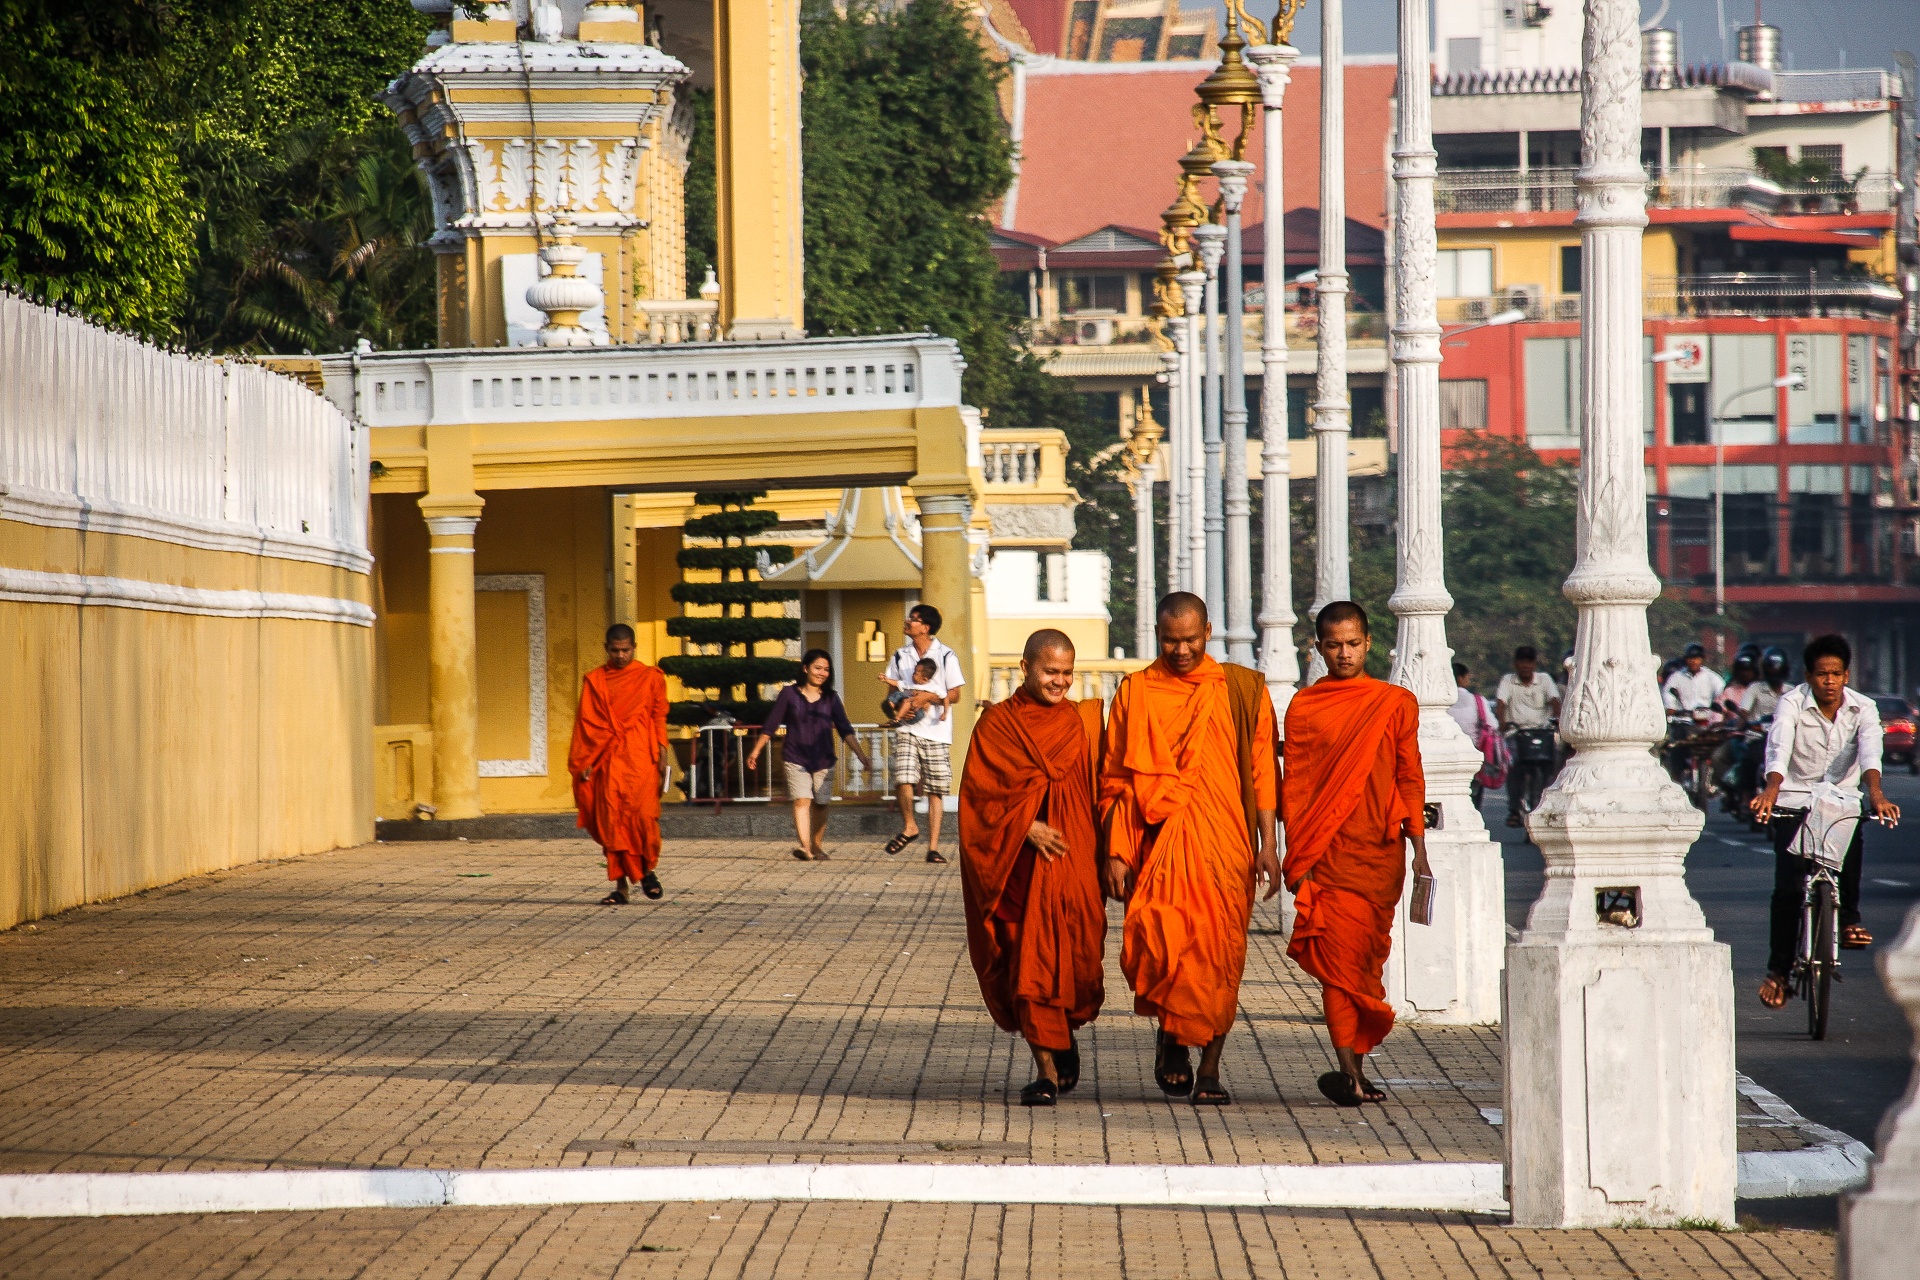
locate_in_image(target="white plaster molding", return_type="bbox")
[983,503,1075,543]
[1841,900,1920,1276]
[425,516,481,538]
[0,485,371,574]
[1247,44,1302,713]
[1505,0,1734,1231]
[0,567,373,627]
[476,574,549,779]
[0,1161,1509,1219]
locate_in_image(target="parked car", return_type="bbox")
[1869,695,1917,774]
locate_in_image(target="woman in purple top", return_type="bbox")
[747,649,872,861]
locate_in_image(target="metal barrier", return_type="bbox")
[672,722,901,804]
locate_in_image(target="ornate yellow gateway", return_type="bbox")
[311,1,1105,824]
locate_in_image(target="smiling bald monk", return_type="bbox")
[959,629,1107,1107]
[1098,593,1278,1105]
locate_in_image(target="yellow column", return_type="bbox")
[420,495,485,820]
[714,0,805,339]
[913,491,976,757]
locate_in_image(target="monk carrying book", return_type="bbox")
[569,623,671,904]
[959,629,1107,1106]
[1099,593,1278,1106]
[1282,600,1429,1107]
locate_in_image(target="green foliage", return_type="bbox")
[681,89,717,296]
[659,492,801,724]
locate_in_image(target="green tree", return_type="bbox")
[681,88,717,295]
[660,492,802,726]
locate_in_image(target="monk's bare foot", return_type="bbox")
[1332,1047,1386,1102]
[1192,1075,1230,1105]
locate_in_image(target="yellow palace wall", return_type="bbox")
[1,520,374,930]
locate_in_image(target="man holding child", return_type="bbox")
[882,603,965,864]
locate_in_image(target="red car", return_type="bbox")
[1870,695,1917,774]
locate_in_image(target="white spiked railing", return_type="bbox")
[0,290,369,571]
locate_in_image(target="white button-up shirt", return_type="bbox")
[1663,666,1726,713]
[1761,684,1884,807]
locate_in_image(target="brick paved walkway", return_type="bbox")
[0,835,1835,1276]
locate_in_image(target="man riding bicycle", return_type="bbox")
[1495,646,1560,829]
[1751,634,1899,1010]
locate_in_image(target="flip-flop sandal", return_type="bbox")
[1758,974,1789,1008]
[1019,1078,1058,1107]
[1192,1075,1231,1106]
[884,831,919,855]
[639,872,663,900]
[1055,1042,1080,1094]
[1154,1032,1193,1097]
[1842,925,1873,950]
[790,847,813,861]
[599,890,628,905]
[925,850,948,864]
[1318,1071,1368,1108]
[811,849,830,862]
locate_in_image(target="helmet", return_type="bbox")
[1683,642,1707,660]
[1731,653,1758,679]
[1761,647,1790,680]
[1735,642,1762,665]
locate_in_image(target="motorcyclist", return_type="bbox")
[1712,652,1759,800]
[1496,645,1561,828]
[1733,649,1793,803]
[1662,643,1725,780]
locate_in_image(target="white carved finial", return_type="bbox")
[527,217,609,347]
[530,1,565,42]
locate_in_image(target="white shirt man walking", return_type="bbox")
[881,602,965,863]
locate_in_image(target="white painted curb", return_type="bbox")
[1732,1074,1875,1199]
[0,1162,1510,1220]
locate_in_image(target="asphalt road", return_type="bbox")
[1492,766,1920,1227]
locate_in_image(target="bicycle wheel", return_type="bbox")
[1808,879,1834,1041]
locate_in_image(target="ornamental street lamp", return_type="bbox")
[1195,222,1228,654]
[1307,0,1351,682]
[1708,373,1804,620]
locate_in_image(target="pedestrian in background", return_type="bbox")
[748,649,872,862]
[1448,662,1504,810]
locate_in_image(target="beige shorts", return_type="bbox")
[783,762,832,802]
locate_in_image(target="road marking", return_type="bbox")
[1873,879,1911,888]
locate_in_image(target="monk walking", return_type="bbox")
[569,623,671,904]
[1281,600,1430,1107]
[959,629,1107,1106]
[1099,593,1278,1105]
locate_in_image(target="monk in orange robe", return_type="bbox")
[959,629,1107,1107]
[1099,592,1278,1105]
[569,623,670,904]
[1281,600,1429,1107]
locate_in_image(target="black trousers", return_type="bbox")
[1766,808,1864,977]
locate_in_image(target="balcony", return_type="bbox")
[1435,166,1898,216]
[1645,273,1903,319]
[1022,309,1388,353]
[1651,495,1920,590]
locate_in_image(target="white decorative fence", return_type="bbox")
[0,290,369,573]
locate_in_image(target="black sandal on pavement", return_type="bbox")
[1154,1031,1193,1097]
[1019,1078,1058,1107]
[790,847,813,862]
[1192,1075,1230,1106]
[925,850,948,864]
[1317,1071,1367,1108]
[600,890,628,905]
[884,831,919,855]
[1842,924,1873,949]
[1055,1041,1080,1094]
[1758,973,1789,1008]
[640,872,663,900]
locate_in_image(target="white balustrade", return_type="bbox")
[0,290,368,569]
[983,441,1043,486]
[637,299,720,344]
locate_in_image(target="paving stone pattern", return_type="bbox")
[0,837,1833,1277]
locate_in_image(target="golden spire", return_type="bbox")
[1267,0,1305,45]
[1196,4,1262,161]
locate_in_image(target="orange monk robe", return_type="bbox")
[1098,656,1277,1047]
[1281,675,1424,1056]
[568,660,670,881]
[958,692,1107,1051]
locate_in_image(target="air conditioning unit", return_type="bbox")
[1553,296,1582,320]
[1505,284,1544,319]
[1074,316,1116,346]
[1460,298,1490,322]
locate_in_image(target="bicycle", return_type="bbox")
[1786,818,1843,1041]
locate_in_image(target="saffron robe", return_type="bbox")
[1098,656,1277,1047]
[568,660,670,880]
[1281,674,1424,1055]
[959,691,1107,1051]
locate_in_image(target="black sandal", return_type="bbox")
[884,831,919,855]
[600,890,628,905]
[811,849,830,862]
[1019,1078,1058,1107]
[1317,1070,1384,1107]
[639,872,663,900]
[1192,1075,1230,1106]
[1154,1031,1193,1097]
[1054,1041,1080,1094]
[790,847,813,861]
[925,850,948,864]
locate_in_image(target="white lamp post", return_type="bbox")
[1506,0,1735,1228]
[1709,373,1804,620]
[1196,222,1228,653]
[1180,269,1208,601]
[1307,0,1350,683]
[1381,0,1503,1028]
[1246,39,1301,709]
[1165,331,1191,594]
[1215,158,1258,666]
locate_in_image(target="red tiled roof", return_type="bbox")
[1003,58,1396,247]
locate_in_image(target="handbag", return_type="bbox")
[1472,696,1510,788]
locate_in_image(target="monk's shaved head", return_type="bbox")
[1023,628,1075,664]
[1315,600,1370,639]
[1156,591,1208,626]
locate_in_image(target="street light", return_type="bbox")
[1441,307,1527,347]
[1701,371,1806,621]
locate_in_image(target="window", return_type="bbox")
[1351,385,1386,438]
[1848,335,1873,442]
[1524,337,1582,449]
[1436,248,1493,298]
[1057,273,1125,314]
[1799,143,1844,179]
[1710,333,1778,444]
[1786,333,1841,444]
[1559,245,1582,295]
[1670,383,1708,445]
[1287,383,1311,440]
[1440,379,1489,430]
[1447,37,1481,73]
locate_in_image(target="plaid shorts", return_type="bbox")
[892,733,952,796]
